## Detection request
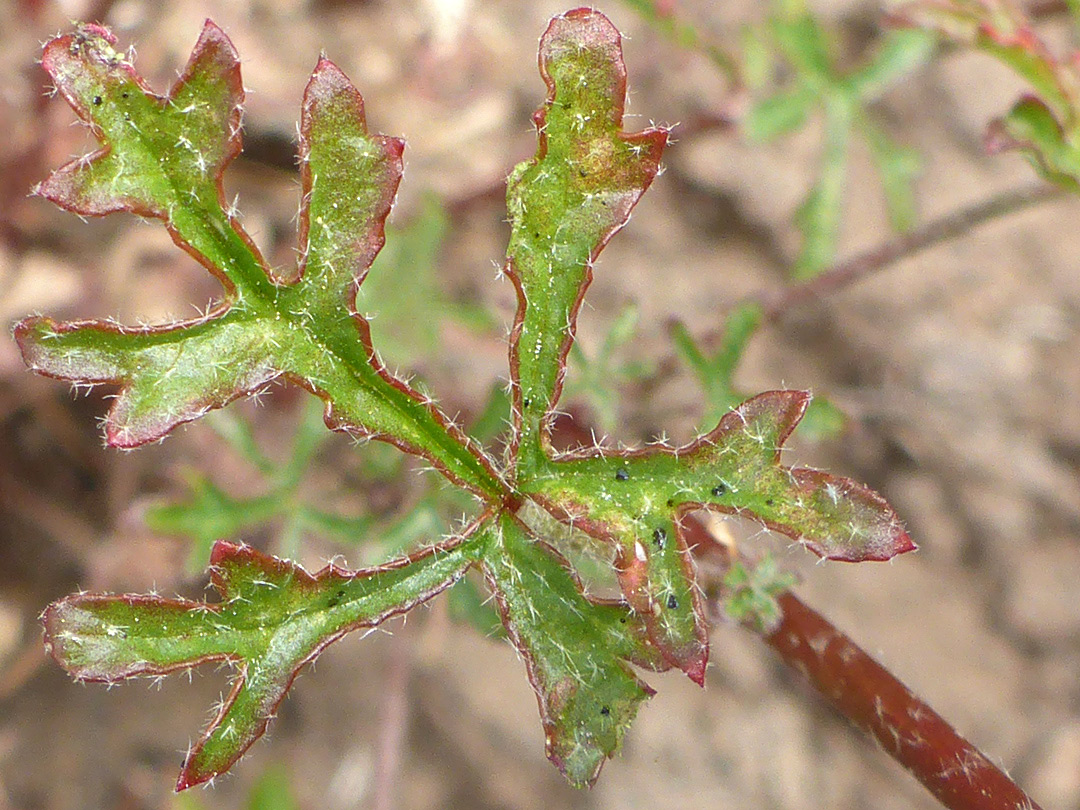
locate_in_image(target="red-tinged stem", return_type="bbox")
[679,515,1042,810]
[372,638,413,810]
[758,182,1062,319]
[762,592,1043,810]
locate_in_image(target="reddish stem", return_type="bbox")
[758,182,1061,320]
[372,638,413,810]
[763,592,1043,810]
[679,515,1042,810]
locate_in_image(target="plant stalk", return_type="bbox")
[761,592,1043,810]
[680,514,1043,810]
[759,182,1062,318]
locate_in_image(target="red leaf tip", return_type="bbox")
[541,8,622,69]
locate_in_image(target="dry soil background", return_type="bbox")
[1,1,1079,809]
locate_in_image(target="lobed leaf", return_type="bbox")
[523,391,913,677]
[505,9,667,473]
[25,11,920,794]
[43,528,489,789]
[146,472,283,570]
[148,399,375,570]
[482,513,665,786]
[17,21,500,496]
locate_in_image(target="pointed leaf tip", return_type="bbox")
[705,389,811,458]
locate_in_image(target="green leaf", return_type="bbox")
[447,575,504,638]
[860,116,922,232]
[145,472,280,572]
[793,94,851,279]
[247,765,299,810]
[564,303,650,433]
[671,302,764,430]
[893,1,1080,124]
[205,408,276,476]
[798,396,847,442]
[18,22,500,497]
[28,12,918,795]
[44,527,488,789]
[469,383,513,446]
[846,29,935,102]
[147,398,369,570]
[741,24,775,90]
[986,95,1080,191]
[721,555,797,633]
[743,87,815,142]
[505,9,666,473]
[771,14,833,86]
[526,392,913,609]
[482,513,664,786]
[616,0,740,80]
[671,307,846,442]
[359,192,495,367]
[974,24,1077,123]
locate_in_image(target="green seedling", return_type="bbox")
[742,1,933,278]
[17,10,911,792]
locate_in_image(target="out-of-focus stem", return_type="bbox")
[759,182,1062,319]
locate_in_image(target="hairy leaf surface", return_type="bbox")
[17,21,498,495]
[25,10,917,793]
[45,531,487,788]
[483,514,665,786]
[523,391,912,679]
[506,9,667,473]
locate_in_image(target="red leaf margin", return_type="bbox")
[42,533,479,791]
[504,8,669,464]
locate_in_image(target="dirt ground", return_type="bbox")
[1,1,1079,808]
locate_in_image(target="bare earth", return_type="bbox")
[1,1,1078,808]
